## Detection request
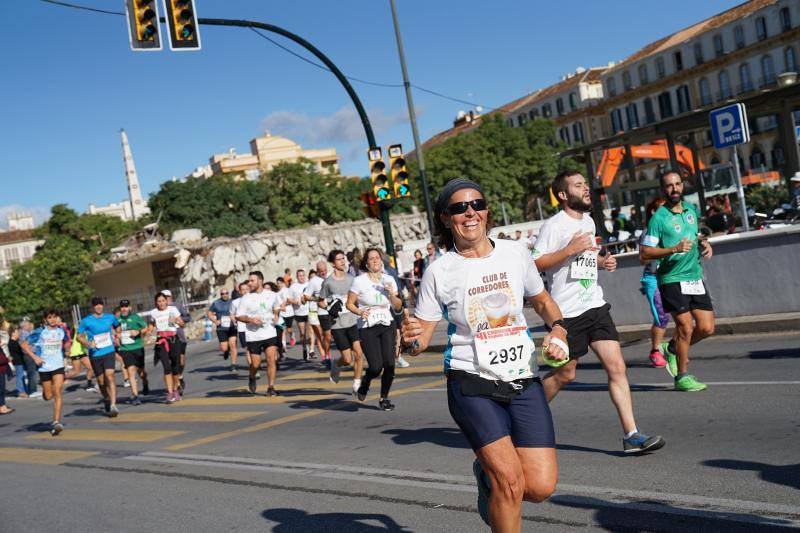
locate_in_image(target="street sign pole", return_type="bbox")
[731,144,750,232]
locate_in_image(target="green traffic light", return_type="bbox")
[143,24,157,39]
[399,185,409,195]
[181,24,195,38]
[378,188,390,200]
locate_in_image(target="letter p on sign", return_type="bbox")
[710,103,749,149]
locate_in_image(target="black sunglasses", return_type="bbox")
[446,198,488,215]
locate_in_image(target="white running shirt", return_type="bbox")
[290,282,309,316]
[349,273,398,329]
[304,276,328,316]
[278,287,294,318]
[237,290,281,342]
[149,306,181,333]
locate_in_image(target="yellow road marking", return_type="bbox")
[165,378,445,451]
[0,447,97,465]
[27,429,185,442]
[98,412,263,423]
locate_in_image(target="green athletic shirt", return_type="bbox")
[642,201,703,285]
[118,313,147,351]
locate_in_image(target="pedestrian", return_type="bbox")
[640,172,715,391]
[346,248,403,410]
[401,177,567,529]
[7,326,29,398]
[534,170,664,453]
[0,344,13,415]
[18,318,42,398]
[423,242,440,268]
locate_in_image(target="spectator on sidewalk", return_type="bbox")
[0,345,13,414]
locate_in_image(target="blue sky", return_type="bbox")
[1,0,739,226]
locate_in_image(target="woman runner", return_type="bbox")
[147,292,184,404]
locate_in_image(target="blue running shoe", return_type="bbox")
[472,459,491,526]
[623,431,665,454]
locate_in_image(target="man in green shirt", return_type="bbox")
[640,172,714,392]
[117,299,149,405]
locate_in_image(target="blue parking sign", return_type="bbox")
[710,103,750,149]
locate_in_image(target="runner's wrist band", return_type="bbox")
[547,336,570,356]
[551,319,567,332]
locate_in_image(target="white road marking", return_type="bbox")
[126,451,800,527]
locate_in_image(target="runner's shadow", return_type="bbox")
[702,459,800,491]
[206,374,242,382]
[556,443,627,457]
[262,508,411,532]
[16,422,56,433]
[277,388,344,398]
[382,427,470,449]
[286,397,379,412]
[562,382,667,392]
[63,408,106,418]
[190,365,234,374]
[549,493,793,531]
[747,348,799,359]
[204,389,254,398]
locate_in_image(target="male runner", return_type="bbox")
[319,249,364,393]
[117,299,148,404]
[276,277,295,348]
[77,297,121,417]
[28,310,70,434]
[208,288,237,371]
[230,281,253,375]
[305,260,332,366]
[236,271,282,396]
[640,172,714,392]
[287,269,311,359]
[163,290,191,392]
[534,170,664,453]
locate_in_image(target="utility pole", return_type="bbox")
[388,0,435,242]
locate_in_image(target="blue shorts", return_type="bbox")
[447,374,555,451]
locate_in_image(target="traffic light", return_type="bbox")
[388,144,411,198]
[162,0,201,50]
[124,0,162,51]
[368,147,391,202]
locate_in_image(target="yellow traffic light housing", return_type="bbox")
[163,0,201,50]
[388,144,410,198]
[368,147,391,202]
[124,0,162,51]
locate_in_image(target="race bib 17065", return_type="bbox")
[570,251,598,280]
[474,325,535,382]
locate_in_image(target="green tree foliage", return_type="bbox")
[148,160,366,238]
[36,204,140,257]
[744,184,789,214]
[408,114,580,222]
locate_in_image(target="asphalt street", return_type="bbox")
[1,329,798,532]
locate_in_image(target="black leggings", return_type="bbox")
[155,338,180,376]
[358,324,396,398]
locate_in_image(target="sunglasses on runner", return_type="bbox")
[446,198,488,215]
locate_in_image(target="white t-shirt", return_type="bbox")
[149,306,181,333]
[278,287,294,317]
[230,297,247,333]
[532,210,605,318]
[237,290,281,342]
[304,276,328,316]
[290,282,309,316]
[349,273,398,329]
[414,239,544,377]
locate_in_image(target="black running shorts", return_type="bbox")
[247,337,280,355]
[659,281,714,315]
[120,348,145,369]
[331,325,360,351]
[90,353,117,375]
[562,303,620,359]
[39,367,65,382]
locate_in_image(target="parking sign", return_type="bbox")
[710,103,750,149]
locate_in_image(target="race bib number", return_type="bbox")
[309,300,319,312]
[680,280,706,295]
[94,332,113,349]
[155,316,170,331]
[121,332,135,345]
[43,340,62,357]
[474,325,535,381]
[570,251,598,280]
[220,316,231,328]
[366,307,392,328]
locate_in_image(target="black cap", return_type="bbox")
[119,299,131,307]
[434,178,486,217]
[91,296,104,306]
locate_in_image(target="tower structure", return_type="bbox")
[120,129,150,220]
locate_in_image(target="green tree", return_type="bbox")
[36,204,140,258]
[745,184,789,214]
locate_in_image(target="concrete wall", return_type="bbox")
[599,225,800,325]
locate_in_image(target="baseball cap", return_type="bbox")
[161,289,173,297]
[119,299,131,307]
[790,172,800,182]
[91,296,104,306]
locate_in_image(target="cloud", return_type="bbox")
[260,106,418,146]
[0,204,50,230]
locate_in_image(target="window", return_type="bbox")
[4,248,20,267]
[610,109,624,133]
[572,122,585,144]
[622,70,632,90]
[734,25,745,49]
[658,91,673,119]
[761,54,776,86]
[607,77,617,97]
[786,46,798,73]
[528,108,539,120]
[558,127,571,145]
[780,7,791,32]
[699,77,712,106]
[713,34,725,57]
[638,64,649,85]
[676,85,692,114]
[625,103,640,129]
[755,16,767,41]
[749,148,766,170]
[656,57,666,79]
[556,97,565,116]
[643,97,656,124]
[673,51,683,72]
[739,63,753,93]
[542,103,552,117]
[718,70,731,99]
[693,42,704,65]
[569,92,577,111]
[517,114,527,127]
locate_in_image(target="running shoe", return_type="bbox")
[329,357,341,384]
[230,364,236,373]
[660,341,677,377]
[356,383,367,402]
[302,348,308,361]
[29,391,43,399]
[51,421,64,436]
[109,404,119,418]
[248,376,257,395]
[174,389,182,401]
[267,386,279,397]
[103,399,111,413]
[255,371,262,380]
[141,379,150,396]
[323,358,332,371]
[378,399,395,411]
[86,385,100,393]
[123,379,131,388]
[396,356,411,368]
[290,338,296,347]
[352,379,362,399]
[131,396,142,406]
[309,351,317,360]
[623,431,665,454]
[649,349,667,368]
[674,374,707,392]
[166,392,175,404]
[472,459,491,526]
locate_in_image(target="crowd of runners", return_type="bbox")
[0,170,717,532]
